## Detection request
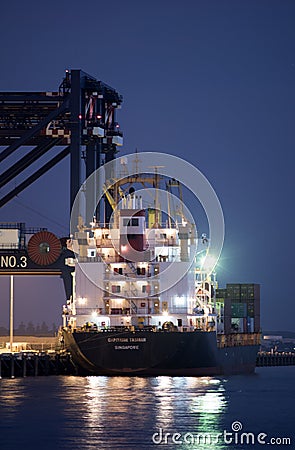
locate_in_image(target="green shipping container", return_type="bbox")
[231,302,247,318]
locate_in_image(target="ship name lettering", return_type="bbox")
[108,337,128,343]
[114,345,139,350]
[129,337,146,342]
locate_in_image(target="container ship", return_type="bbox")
[62,157,260,375]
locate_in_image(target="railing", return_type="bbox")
[0,243,19,249]
[0,222,24,229]
[76,307,102,315]
[104,271,151,279]
[65,325,214,334]
[170,307,189,314]
[256,351,295,367]
[78,253,178,264]
[156,238,177,246]
[78,256,102,263]
[95,239,114,247]
[0,340,58,352]
[74,306,191,316]
[24,227,47,234]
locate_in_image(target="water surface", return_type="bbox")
[0,367,294,449]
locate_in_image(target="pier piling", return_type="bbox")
[0,352,76,378]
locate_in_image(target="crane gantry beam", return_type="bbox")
[0,69,123,220]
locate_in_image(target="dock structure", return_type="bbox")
[256,351,295,367]
[0,350,294,378]
[0,335,77,378]
[0,352,77,378]
[0,335,59,352]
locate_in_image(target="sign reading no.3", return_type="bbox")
[0,255,27,269]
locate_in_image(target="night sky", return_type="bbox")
[0,1,294,331]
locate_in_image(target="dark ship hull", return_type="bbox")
[63,329,259,376]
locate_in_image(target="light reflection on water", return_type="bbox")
[1,369,293,449]
[0,378,26,409]
[0,378,26,426]
[152,376,227,450]
[0,375,228,449]
[60,375,228,449]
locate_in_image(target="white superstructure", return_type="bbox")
[64,169,218,334]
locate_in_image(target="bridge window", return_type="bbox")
[123,218,139,227]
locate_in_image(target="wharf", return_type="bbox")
[0,336,58,353]
[0,346,294,378]
[0,351,77,378]
[256,351,295,367]
[0,335,77,378]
